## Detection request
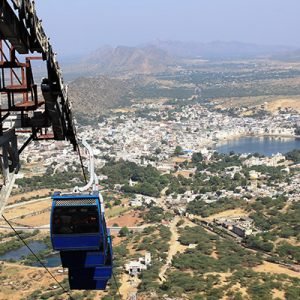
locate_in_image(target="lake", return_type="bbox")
[31,253,61,268]
[0,241,46,261]
[0,241,61,267]
[216,136,300,156]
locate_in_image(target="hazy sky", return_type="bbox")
[35,0,300,55]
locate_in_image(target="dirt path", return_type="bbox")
[119,273,139,300]
[159,216,187,282]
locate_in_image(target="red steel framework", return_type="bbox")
[0,0,78,203]
[0,0,77,150]
[0,40,44,111]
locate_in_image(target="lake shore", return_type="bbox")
[215,134,300,156]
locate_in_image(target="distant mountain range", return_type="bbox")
[149,40,295,59]
[62,41,297,78]
[66,40,300,116]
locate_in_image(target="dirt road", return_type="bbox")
[158,216,187,282]
[119,273,139,300]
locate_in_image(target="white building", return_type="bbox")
[125,252,151,276]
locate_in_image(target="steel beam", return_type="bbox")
[0,0,30,53]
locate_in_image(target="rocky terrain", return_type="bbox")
[64,45,175,78]
[69,75,133,116]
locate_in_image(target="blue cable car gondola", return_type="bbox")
[51,192,105,251]
[50,191,113,290]
[50,140,113,290]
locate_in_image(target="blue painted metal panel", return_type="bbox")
[93,266,113,280]
[60,251,106,268]
[52,234,101,251]
[95,280,108,290]
[69,269,96,290]
[68,268,109,290]
[86,251,106,267]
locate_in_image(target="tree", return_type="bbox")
[233,172,242,181]
[144,206,164,223]
[192,152,203,163]
[119,226,130,237]
[174,146,184,156]
[286,149,300,163]
[113,199,122,206]
[244,236,274,252]
[176,219,185,227]
[155,148,162,155]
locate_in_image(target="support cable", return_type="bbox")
[77,143,88,185]
[74,134,88,185]
[1,214,74,300]
[112,270,122,299]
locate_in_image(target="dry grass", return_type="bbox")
[112,107,136,113]
[222,282,249,300]
[265,97,300,113]
[204,208,248,221]
[107,210,142,227]
[272,289,285,300]
[8,189,51,205]
[253,261,300,279]
[210,248,219,259]
[204,272,232,286]
[175,170,194,178]
[4,200,50,220]
[0,262,66,300]
[213,94,300,113]
[13,211,50,227]
[0,262,108,300]
[275,237,300,247]
[172,157,189,163]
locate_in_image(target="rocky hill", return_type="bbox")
[69,75,133,116]
[66,45,174,77]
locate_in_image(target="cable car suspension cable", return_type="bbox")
[1,214,74,300]
[112,270,122,299]
[76,141,88,185]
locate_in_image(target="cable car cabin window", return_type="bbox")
[52,206,99,234]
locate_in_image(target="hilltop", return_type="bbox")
[68,75,133,116]
[63,45,174,78]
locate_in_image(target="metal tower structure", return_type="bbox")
[0,0,78,212]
